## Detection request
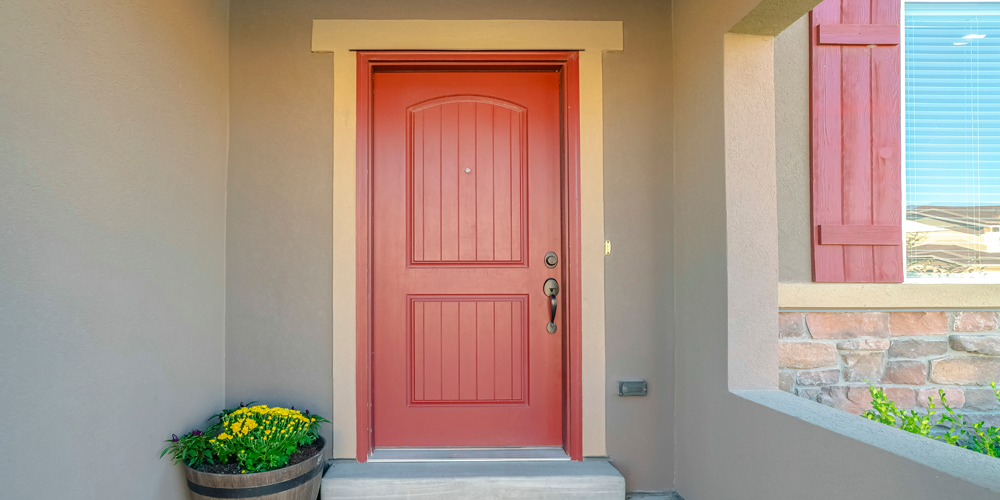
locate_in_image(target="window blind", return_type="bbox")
[905,2,1000,279]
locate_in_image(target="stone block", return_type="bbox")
[779,312,806,339]
[916,388,965,409]
[890,311,949,336]
[819,385,874,414]
[881,360,927,385]
[888,339,948,359]
[929,357,1000,386]
[862,387,917,409]
[953,312,999,333]
[963,388,1000,411]
[842,351,885,382]
[796,387,820,401]
[779,371,794,393]
[837,338,889,350]
[969,413,1000,429]
[950,335,1000,356]
[806,312,889,339]
[779,342,838,369]
[884,387,918,409]
[796,369,840,386]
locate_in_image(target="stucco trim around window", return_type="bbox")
[311,20,622,459]
[778,283,1000,309]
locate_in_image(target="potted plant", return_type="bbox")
[162,403,329,500]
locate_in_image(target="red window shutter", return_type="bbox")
[810,0,903,282]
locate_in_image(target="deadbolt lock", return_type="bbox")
[544,251,558,268]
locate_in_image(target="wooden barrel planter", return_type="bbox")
[183,437,326,500]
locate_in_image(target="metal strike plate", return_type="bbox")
[617,380,647,397]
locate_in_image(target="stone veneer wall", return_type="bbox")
[779,311,1000,424]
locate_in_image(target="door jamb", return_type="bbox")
[356,51,583,462]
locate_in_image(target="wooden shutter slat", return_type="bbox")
[810,0,903,283]
[818,24,899,45]
[871,0,903,282]
[818,225,901,245]
[842,0,875,281]
[811,0,847,282]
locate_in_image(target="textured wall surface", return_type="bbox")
[226,0,673,491]
[0,1,229,498]
[780,310,1000,426]
[774,15,813,283]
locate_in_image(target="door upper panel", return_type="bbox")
[409,96,527,267]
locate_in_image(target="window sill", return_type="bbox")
[778,282,1000,309]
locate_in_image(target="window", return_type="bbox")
[905,2,1000,280]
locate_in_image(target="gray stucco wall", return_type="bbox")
[673,0,1000,497]
[0,1,229,499]
[226,0,674,491]
[775,15,813,283]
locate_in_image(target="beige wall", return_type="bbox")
[775,15,813,283]
[226,0,673,491]
[0,1,229,499]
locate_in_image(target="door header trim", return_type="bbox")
[312,20,622,52]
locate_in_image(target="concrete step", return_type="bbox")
[321,460,626,499]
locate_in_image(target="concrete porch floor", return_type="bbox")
[321,460,626,499]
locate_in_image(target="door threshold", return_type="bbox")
[368,446,570,462]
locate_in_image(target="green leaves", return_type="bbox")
[160,431,215,469]
[861,385,1000,459]
[163,403,328,474]
[862,386,931,436]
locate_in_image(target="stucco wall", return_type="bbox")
[226,0,673,491]
[774,14,813,283]
[674,2,1000,497]
[0,1,229,499]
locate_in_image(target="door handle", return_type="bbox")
[543,278,559,334]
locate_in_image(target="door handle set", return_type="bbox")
[543,250,560,333]
[543,277,559,334]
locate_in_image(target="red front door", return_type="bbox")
[371,70,564,448]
